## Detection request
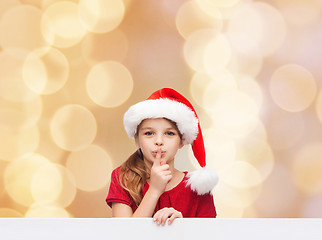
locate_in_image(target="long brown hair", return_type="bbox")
[119,149,147,206]
[119,118,182,207]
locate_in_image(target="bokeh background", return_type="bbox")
[0,0,322,218]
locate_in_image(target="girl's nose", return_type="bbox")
[155,134,163,146]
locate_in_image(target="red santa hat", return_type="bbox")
[123,88,218,195]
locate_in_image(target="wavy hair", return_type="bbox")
[119,149,147,206]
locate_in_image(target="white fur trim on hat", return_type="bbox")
[186,167,218,195]
[123,98,199,145]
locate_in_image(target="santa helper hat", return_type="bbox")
[123,88,218,195]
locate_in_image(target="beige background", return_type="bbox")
[0,0,322,218]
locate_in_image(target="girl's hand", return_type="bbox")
[153,207,183,226]
[149,148,172,196]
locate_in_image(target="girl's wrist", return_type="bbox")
[146,188,162,199]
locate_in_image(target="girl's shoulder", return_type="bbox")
[110,166,125,183]
[112,166,122,174]
[112,165,127,176]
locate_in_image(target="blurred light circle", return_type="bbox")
[227,2,286,56]
[214,0,252,20]
[277,1,320,27]
[236,136,275,181]
[31,163,62,203]
[41,0,63,9]
[176,0,223,39]
[246,119,267,142]
[25,202,70,218]
[86,61,133,107]
[292,142,322,195]
[41,1,87,48]
[213,181,262,209]
[270,64,317,112]
[176,144,198,173]
[183,29,220,72]
[255,164,299,217]
[216,205,244,218]
[227,34,263,77]
[237,75,263,108]
[36,117,67,165]
[4,154,50,206]
[31,163,77,208]
[266,110,304,150]
[78,0,125,33]
[0,49,38,102]
[22,50,46,95]
[0,5,51,51]
[81,30,129,65]
[51,165,77,208]
[20,0,42,8]
[0,208,23,217]
[213,183,244,216]
[0,96,42,131]
[204,33,232,73]
[23,47,69,95]
[197,0,241,9]
[242,207,258,218]
[0,0,20,18]
[207,90,260,139]
[51,104,97,151]
[202,70,237,109]
[163,0,186,15]
[161,0,186,29]
[316,90,322,124]
[220,161,262,188]
[190,72,214,107]
[0,125,39,162]
[203,128,236,170]
[66,145,113,191]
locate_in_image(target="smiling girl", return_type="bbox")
[106,88,218,225]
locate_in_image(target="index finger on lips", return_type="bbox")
[153,148,162,166]
[158,149,167,166]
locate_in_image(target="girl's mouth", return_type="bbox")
[152,151,166,157]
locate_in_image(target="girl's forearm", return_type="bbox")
[132,188,161,217]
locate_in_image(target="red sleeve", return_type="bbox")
[106,167,134,209]
[195,193,217,218]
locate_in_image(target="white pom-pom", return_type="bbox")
[186,168,218,195]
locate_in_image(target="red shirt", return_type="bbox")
[106,167,217,217]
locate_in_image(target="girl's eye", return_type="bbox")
[144,131,153,136]
[166,131,175,136]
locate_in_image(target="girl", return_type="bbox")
[106,88,218,225]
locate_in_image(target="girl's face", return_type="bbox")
[135,118,183,165]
